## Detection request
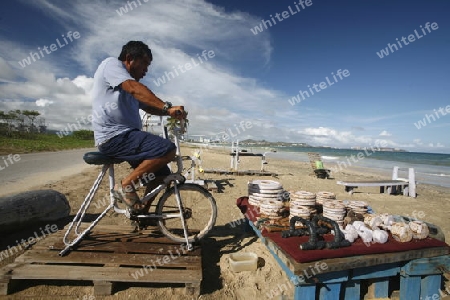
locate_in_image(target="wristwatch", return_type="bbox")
[162,101,172,115]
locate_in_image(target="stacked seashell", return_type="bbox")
[289,191,316,220]
[316,191,336,205]
[322,200,346,226]
[247,180,284,219]
[346,201,368,214]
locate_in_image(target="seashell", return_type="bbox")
[390,222,413,243]
[316,191,336,199]
[290,191,316,200]
[372,229,389,244]
[364,214,383,229]
[290,198,316,206]
[248,179,282,189]
[358,228,373,243]
[342,230,356,243]
[260,200,284,208]
[380,213,394,226]
[248,180,284,208]
[341,224,359,242]
[315,191,336,205]
[352,221,366,231]
[409,221,429,239]
[345,224,359,239]
[290,206,310,213]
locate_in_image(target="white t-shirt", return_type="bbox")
[91,57,149,146]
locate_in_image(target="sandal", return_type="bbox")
[112,181,144,215]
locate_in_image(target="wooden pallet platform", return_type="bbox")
[203,169,277,176]
[0,224,202,296]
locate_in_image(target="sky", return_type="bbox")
[0,0,449,153]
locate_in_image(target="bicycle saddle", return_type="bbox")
[83,152,124,165]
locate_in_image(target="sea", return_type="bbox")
[238,146,450,189]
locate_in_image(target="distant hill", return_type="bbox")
[239,139,311,147]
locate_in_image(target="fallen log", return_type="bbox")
[0,190,70,233]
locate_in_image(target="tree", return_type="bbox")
[22,110,40,132]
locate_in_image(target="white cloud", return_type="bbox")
[297,127,376,147]
[0,57,17,82]
[1,1,448,153]
[36,98,54,107]
[413,139,423,145]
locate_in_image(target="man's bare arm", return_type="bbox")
[121,79,165,115]
[121,79,186,119]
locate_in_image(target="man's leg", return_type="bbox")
[100,129,177,211]
[120,149,176,209]
[139,175,166,212]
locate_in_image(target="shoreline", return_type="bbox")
[185,143,450,189]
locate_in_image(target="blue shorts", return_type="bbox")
[98,129,176,175]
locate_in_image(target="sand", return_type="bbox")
[0,144,449,300]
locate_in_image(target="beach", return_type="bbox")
[0,145,449,299]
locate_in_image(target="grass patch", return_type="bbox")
[0,133,94,155]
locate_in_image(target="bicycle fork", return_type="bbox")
[173,183,193,251]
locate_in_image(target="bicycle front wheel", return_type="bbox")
[156,183,217,243]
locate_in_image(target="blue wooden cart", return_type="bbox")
[247,219,450,300]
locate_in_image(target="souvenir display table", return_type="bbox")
[238,197,450,300]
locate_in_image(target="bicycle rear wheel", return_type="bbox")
[156,183,217,243]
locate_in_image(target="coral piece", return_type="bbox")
[390,222,413,242]
[409,220,429,239]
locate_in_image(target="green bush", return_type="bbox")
[72,130,94,140]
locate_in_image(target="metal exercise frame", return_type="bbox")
[60,119,191,256]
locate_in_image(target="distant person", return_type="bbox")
[91,41,186,214]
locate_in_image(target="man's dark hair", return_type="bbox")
[118,41,152,61]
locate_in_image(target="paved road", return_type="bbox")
[0,148,97,196]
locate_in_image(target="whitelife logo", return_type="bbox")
[18,31,81,68]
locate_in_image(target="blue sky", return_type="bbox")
[0,0,449,153]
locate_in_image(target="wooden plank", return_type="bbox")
[59,223,164,235]
[64,233,192,246]
[14,249,201,267]
[367,277,390,299]
[316,270,349,284]
[318,282,341,300]
[294,284,315,300]
[401,255,450,275]
[420,274,441,300]
[263,236,449,274]
[400,274,421,300]
[344,280,360,300]
[93,280,113,296]
[48,239,201,255]
[3,264,202,283]
[337,180,409,187]
[202,169,276,176]
[205,180,218,192]
[229,152,263,157]
[352,263,400,279]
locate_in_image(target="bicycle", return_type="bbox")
[60,117,217,256]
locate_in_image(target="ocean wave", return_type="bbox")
[321,156,340,160]
[416,171,450,177]
[426,173,449,177]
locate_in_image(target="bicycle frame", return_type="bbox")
[60,117,193,256]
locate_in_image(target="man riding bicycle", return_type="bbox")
[91,41,186,214]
